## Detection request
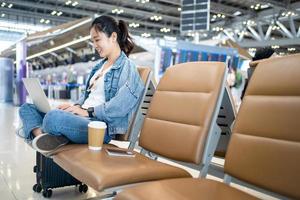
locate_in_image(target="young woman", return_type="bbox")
[19,15,144,153]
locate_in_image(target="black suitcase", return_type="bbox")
[32,152,88,198]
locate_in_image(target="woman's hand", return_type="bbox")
[57,103,73,110]
[65,106,89,117]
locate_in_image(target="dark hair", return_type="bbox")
[91,15,134,56]
[252,47,274,61]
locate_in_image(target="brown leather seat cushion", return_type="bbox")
[115,178,259,200]
[53,144,191,191]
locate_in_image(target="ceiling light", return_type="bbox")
[251,3,269,10]
[112,8,124,14]
[51,11,57,15]
[288,48,296,51]
[150,15,162,21]
[129,23,140,28]
[246,20,256,26]
[141,32,151,38]
[272,25,280,30]
[282,11,297,17]
[212,13,226,20]
[8,3,13,8]
[261,4,269,9]
[40,18,45,23]
[160,27,171,33]
[212,27,223,32]
[57,11,63,16]
[178,7,181,11]
[65,0,72,5]
[1,13,5,17]
[271,45,280,49]
[72,1,78,6]
[233,11,242,16]
[45,20,50,24]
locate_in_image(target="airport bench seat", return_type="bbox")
[54,144,191,191]
[115,53,300,200]
[115,178,258,200]
[53,62,226,194]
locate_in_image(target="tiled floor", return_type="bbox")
[0,102,280,200]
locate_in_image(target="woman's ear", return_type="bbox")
[111,32,118,42]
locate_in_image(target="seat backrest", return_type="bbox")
[214,84,237,157]
[224,54,300,199]
[139,62,226,164]
[115,66,153,142]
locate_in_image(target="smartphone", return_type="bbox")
[105,148,135,157]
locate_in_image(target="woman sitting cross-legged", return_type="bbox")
[18,15,144,154]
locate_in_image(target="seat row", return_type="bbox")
[50,54,299,199]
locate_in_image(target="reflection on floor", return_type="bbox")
[0,103,279,200]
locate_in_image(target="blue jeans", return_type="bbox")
[19,103,112,144]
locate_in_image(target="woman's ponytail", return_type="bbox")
[118,20,134,56]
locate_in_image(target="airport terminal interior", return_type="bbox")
[0,0,299,200]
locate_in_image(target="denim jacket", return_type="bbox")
[76,51,145,136]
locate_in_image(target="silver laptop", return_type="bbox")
[23,78,51,113]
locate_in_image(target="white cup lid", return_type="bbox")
[88,121,107,129]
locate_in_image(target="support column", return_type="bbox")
[194,32,200,44]
[0,58,13,103]
[15,40,27,106]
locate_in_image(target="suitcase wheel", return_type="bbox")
[79,184,88,193]
[33,165,38,173]
[32,184,42,193]
[42,189,53,198]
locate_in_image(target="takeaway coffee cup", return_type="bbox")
[88,121,107,150]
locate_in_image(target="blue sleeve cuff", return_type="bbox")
[94,104,106,121]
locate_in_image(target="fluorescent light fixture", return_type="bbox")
[160,27,171,33]
[261,4,269,9]
[1,13,5,17]
[129,23,140,28]
[27,35,91,60]
[40,18,45,23]
[8,4,13,8]
[112,8,124,14]
[288,47,296,51]
[141,32,151,37]
[57,11,63,16]
[150,15,162,21]
[65,0,72,5]
[233,11,241,16]
[72,1,78,6]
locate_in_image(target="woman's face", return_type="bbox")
[90,27,115,58]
